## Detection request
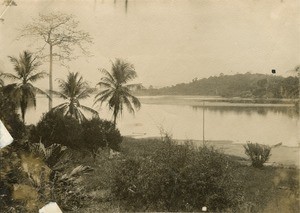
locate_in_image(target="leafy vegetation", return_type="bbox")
[50,72,98,123]
[0,92,25,141]
[1,6,298,213]
[81,117,122,153]
[1,51,48,122]
[112,137,244,212]
[94,58,141,125]
[137,73,299,99]
[30,111,82,148]
[0,141,94,212]
[244,142,272,168]
[30,111,122,152]
[83,137,298,213]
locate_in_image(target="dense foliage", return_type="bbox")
[244,142,272,168]
[95,58,141,125]
[81,117,122,152]
[0,92,25,141]
[137,73,299,99]
[30,111,82,148]
[30,111,122,152]
[50,72,97,123]
[0,141,94,212]
[112,138,244,212]
[1,51,48,122]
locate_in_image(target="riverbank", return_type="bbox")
[127,137,300,168]
[137,95,297,107]
[197,140,299,168]
[81,137,300,212]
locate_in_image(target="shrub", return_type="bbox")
[51,165,94,211]
[30,112,122,152]
[0,92,25,142]
[30,111,83,149]
[243,142,271,168]
[81,117,122,153]
[112,138,244,212]
[0,140,94,212]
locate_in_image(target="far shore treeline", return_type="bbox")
[136,73,299,99]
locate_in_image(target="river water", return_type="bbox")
[25,96,299,147]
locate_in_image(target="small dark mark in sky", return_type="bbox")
[272,69,276,74]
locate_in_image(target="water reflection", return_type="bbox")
[191,105,298,118]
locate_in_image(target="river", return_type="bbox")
[25,96,299,147]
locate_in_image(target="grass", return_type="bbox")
[74,137,299,212]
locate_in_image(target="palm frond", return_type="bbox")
[122,96,135,114]
[96,59,141,125]
[99,68,115,83]
[1,73,20,80]
[27,71,48,82]
[94,90,113,105]
[94,89,111,100]
[76,87,95,100]
[49,90,69,99]
[97,81,115,89]
[80,105,98,115]
[52,102,69,114]
[127,92,141,110]
[76,108,87,122]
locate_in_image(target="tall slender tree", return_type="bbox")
[94,58,141,126]
[18,12,93,110]
[1,51,48,122]
[50,72,98,123]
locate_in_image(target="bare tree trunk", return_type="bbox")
[49,45,53,110]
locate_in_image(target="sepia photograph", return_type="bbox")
[0,0,299,212]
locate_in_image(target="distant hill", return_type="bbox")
[136,73,299,99]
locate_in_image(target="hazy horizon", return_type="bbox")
[0,0,299,90]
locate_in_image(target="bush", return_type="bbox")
[0,92,25,142]
[30,111,122,152]
[30,111,83,149]
[243,142,271,168]
[81,117,122,152]
[0,140,94,212]
[112,138,244,212]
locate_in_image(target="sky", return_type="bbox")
[0,0,299,89]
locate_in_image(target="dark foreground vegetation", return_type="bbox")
[137,73,299,99]
[1,100,299,212]
[1,56,299,212]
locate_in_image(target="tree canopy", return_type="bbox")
[1,51,48,122]
[18,12,93,110]
[51,72,98,123]
[94,59,141,125]
[136,73,299,99]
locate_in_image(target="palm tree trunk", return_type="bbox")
[113,108,118,126]
[113,114,117,126]
[49,44,53,111]
[20,99,27,123]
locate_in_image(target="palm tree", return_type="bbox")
[50,72,98,122]
[1,51,48,122]
[94,58,141,126]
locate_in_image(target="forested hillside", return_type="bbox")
[137,73,299,98]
